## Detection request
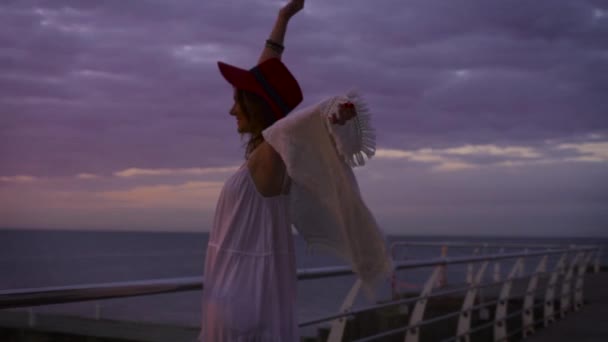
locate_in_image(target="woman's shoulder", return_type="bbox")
[247,141,289,197]
[249,141,284,172]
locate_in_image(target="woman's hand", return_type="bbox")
[279,0,305,20]
[330,102,357,125]
[257,0,304,64]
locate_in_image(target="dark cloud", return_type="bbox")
[2,0,607,176]
[1,0,607,235]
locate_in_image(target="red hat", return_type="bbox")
[217,58,303,120]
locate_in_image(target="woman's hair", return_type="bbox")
[236,89,276,159]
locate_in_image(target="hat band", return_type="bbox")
[251,67,291,118]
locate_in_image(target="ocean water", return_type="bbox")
[0,229,605,334]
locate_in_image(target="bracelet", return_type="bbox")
[265,39,285,54]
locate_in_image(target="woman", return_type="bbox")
[199,1,359,341]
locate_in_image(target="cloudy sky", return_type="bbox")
[1,0,607,236]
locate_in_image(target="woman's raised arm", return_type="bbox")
[257,0,304,64]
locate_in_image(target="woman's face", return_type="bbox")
[230,89,250,133]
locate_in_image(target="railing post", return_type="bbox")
[27,308,36,327]
[404,266,442,342]
[95,301,102,320]
[519,249,528,277]
[437,245,448,289]
[594,247,602,273]
[544,253,567,327]
[482,243,488,264]
[391,243,409,298]
[456,262,489,342]
[522,255,547,338]
[328,279,362,342]
[494,257,524,342]
[494,248,504,283]
[560,252,582,318]
[574,252,593,312]
[467,248,479,285]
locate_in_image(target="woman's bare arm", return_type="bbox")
[247,141,289,197]
[257,0,304,64]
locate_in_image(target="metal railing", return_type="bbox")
[0,243,603,342]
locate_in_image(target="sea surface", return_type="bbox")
[0,229,606,334]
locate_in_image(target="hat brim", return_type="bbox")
[217,61,283,120]
[218,62,261,96]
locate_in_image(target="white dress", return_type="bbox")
[199,163,297,342]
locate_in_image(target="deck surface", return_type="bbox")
[523,271,608,342]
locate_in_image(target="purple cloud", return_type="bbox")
[1,0,607,235]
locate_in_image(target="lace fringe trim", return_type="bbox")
[325,89,376,167]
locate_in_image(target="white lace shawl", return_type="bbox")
[262,90,393,296]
